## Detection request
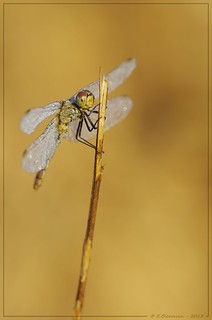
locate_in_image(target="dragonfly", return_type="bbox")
[20,58,136,189]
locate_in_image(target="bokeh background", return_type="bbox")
[2,1,209,318]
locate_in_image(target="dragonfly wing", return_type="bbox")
[69,58,136,101]
[22,117,62,173]
[104,96,133,130]
[20,101,61,134]
[67,96,133,142]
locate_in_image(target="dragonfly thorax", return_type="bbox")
[58,101,81,135]
[60,101,81,122]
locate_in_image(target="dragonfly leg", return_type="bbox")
[84,114,98,131]
[82,116,105,154]
[76,119,96,149]
[85,102,107,128]
[87,103,99,116]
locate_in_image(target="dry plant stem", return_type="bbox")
[73,75,108,319]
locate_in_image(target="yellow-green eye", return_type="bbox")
[76,90,95,109]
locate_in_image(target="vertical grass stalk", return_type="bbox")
[73,74,108,319]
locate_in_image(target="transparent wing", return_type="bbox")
[20,101,61,134]
[104,96,133,130]
[69,58,136,102]
[67,96,133,142]
[22,117,62,173]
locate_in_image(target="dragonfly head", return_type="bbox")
[76,90,95,109]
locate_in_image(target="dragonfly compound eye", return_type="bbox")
[76,90,95,109]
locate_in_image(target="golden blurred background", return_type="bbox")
[1,1,210,318]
